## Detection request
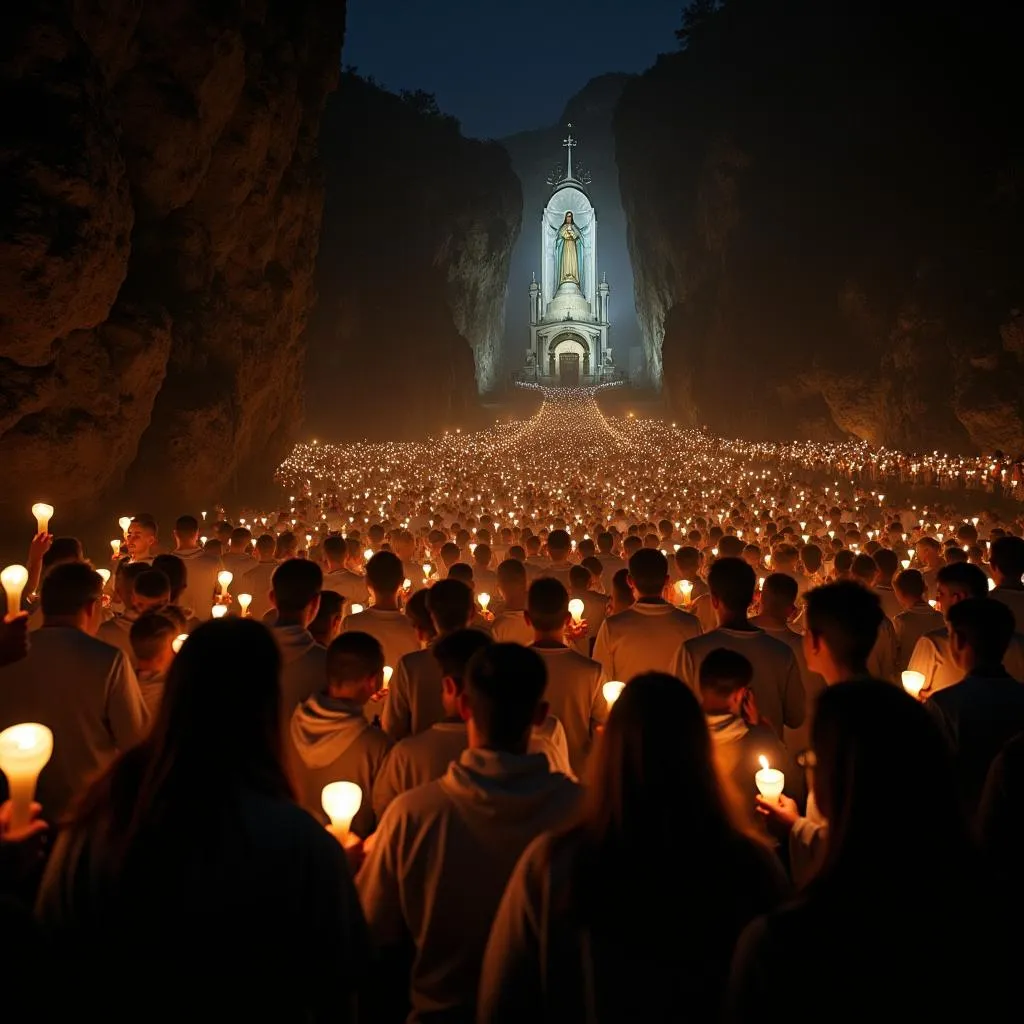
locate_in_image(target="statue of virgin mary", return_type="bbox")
[553,211,585,295]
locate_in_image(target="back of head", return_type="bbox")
[569,564,591,591]
[761,571,798,610]
[851,553,878,584]
[813,680,967,883]
[547,529,571,557]
[134,569,171,601]
[773,542,798,569]
[708,557,755,613]
[936,560,989,598]
[946,598,1015,667]
[151,554,187,599]
[801,543,823,574]
[276,531,298,559]
[440,542,460,566]
[230,527,251,548]
[327,630,385,684]
[41,562,102,617]
[893,568,926,601]
[497,558,526,591]
[464,643,547,749]
[270,558,323,614]
[427,578,474,633]
[447,562,474,586]
[322,534,346,563]
[254,534,276,559]
[366,550,403,594]
[873,547,898,579]
[698,647,753,700]
[129,612,177,662]
[310,590,344,640]
[597,531,614,553]
[432,628,493,688]
[42,537,83,570]
[718,535,744,559]
[675,545,701,573]
[175,514,199,539]
[405,588,435,637]
[527,576,569,632]
[833,549,854,574]
[805,582,883,670]
[991,535,1024,581]
[628,548,669,597]
[611,567,634,606]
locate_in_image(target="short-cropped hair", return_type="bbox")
[40,562,102,617]
[327,631,385,683]
[271,558,323,613]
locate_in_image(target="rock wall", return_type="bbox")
[615,0,1024,453]
[303,75,522,439]
[0,0,346,522]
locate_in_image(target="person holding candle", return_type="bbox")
[237,532,278,623]
[123,514,159,565]
[925,598,1024,815]
[269,558,327,718]
[290,631,392,838]
[526,577,606,776]
[988,535,1024,629]
[565,563,608,656]
[594,548,701,684]
[358,643,579,1024]
[489,559,534,646]
[891,568,943,670]
[170,514,223,622]
[342,552,419,670]
[129,612,178,717]
[320,534,369,616]
[383,579,476,742]
[672,558,804,740]
[309,590,345,648]
[479,673,786,1024]
[0,562,148,822]
[729,680,1008,1022]
[35,618,369,1020]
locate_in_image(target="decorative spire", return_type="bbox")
[563,123,576,181]
[545,124,592,188]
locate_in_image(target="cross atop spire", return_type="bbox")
[562,123,576,180]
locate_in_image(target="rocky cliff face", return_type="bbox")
[615,0,1024,453]
[0,1,346,521]
[303,75,522,439]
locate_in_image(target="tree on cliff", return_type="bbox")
[676,0,723,49]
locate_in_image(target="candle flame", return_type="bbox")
[758,755,770,771]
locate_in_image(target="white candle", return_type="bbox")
[321,780,362,836]
[363,548,374,562]
[478,592,491,612]
[211,604,228,619]
[987,577,996,592]
[97,568,111,589]
[755,755,784,801]
[901,559,910,570]
[902,670,926,699]
[568,598,584,624]
[602,680,625,710]
[118,516,132,536]
[403,578,412,591]
[422,563,432,579]
[382,665,394,687]
[237,593,253,616]
[0,723,53,830]
[110,538,121,557]
[172,633,189,653]
[676,579,693,605]
[217,570,233,597]
[32,503,54,534]
[1,565,29,620]
[350,603,364,615]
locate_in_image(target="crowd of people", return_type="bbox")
[2,391,1024,1022]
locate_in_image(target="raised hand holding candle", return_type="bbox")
[755,755,784,802]
[902,670,926,699]
[1,565,29,620]
[0,723,53,830]
[568,598,584,624]
[321,781,362,836]
[217,570,233,597]
[602,680,625,711]
[32,503,54,534]
[237,593,253,617]
[118,516,132,537]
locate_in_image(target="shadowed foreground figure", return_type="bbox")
[35,619,368,1022]
[479,673,786,1023]
[728,680,1013,1022]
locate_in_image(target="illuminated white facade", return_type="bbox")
[523,126,614,387]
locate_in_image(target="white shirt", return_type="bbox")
[491,609,534,646]
[341,608,418,670]
[593,600,701,684]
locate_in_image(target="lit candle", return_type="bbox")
[363,548,374,562]
[0,723,53,831]
[110,538,121,557]
[755,755,784,802]
[602,680,625,710]
[901,670,926,699]
[568,598,584,624]
[676,579,693,605]
[928,599,938,610]
[237,593,253,617]
[478,592,491,612]
[217,570,233,597]
[32,502,54,534]
[1,565,29,620]
[987,577,996,592]
[118,516,132,536]
[422,563,432,579]
[382,665,394,687]
[350,603,364,615]
[764,554,772,567]
[211,604,228,619]
[901,559,910,570]
[97,568,111,589]
[321,780,362,836]
[403,578,412,591]
[172,633,189,653]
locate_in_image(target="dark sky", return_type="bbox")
[344,0,681,139]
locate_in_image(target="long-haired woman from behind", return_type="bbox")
[729,679,1011,1022]
[478,672,787,1023]
[36,618,368,1022]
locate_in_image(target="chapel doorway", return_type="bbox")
[559,352,580,387]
